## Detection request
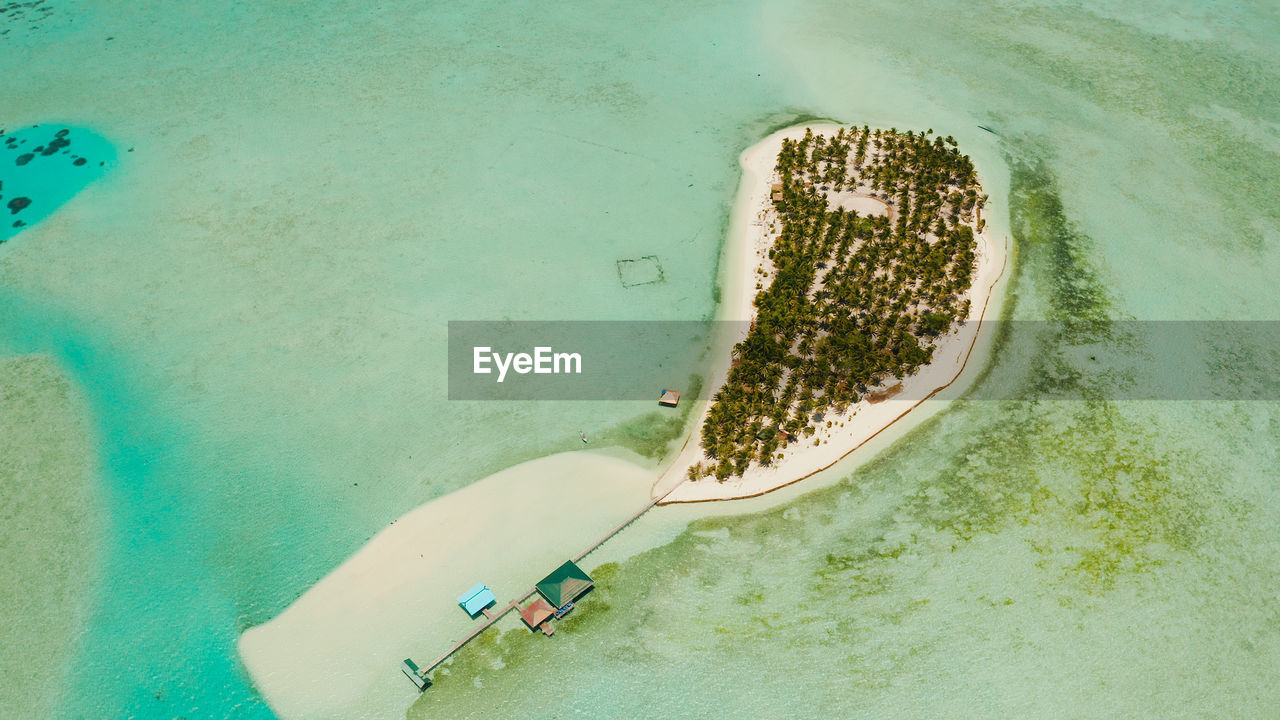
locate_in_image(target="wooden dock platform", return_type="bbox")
[418,592,529,676]
[409,484,680,684]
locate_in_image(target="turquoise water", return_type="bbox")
[0,125,114,242]
[2,0,1277,718]
[2,2,791,717]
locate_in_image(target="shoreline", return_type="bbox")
[238,451,656,720]
[653,124,1009,504]
[237,123,1010,718]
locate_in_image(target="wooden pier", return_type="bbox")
[416,593,531,677]
[572,497,658,564]
[410,488,675,683]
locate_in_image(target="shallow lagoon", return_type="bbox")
[0,124,113,242]
[1,0,1277,718]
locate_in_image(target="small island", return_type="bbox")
[655,124,1007,503]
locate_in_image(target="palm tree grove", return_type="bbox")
[693,126,987,481]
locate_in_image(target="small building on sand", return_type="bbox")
[457,582,497,618]
[535,560,594,609]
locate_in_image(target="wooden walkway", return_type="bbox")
[417,490,672,677]
[572,497,658,563]
[419,593,531,675]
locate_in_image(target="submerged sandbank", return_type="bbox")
[653,124,1009,503]
[239,123,1008,718]
[238,450,655,720]
[0,354,100,719]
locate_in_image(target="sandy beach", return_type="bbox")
[653,124,1008,503]
[237,124,1008,718]
[238,450,655,720]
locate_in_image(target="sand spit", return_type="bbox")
[239,451,654,720]
[238,125,1008,719]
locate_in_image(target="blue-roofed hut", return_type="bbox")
[457,582,497,617]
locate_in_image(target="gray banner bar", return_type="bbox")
[446,321,1280,401]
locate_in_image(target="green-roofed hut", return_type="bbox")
[536,560,593,609]
[401,658,430,691]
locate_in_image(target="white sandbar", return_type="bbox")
[239,450,654,720]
